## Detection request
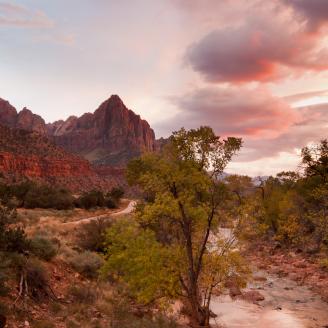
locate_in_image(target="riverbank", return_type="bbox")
[209,240,328,328]
[243,241,328,304]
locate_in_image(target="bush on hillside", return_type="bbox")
[68,251,103,278]
[76,218,113,252]
[30,235,58,261]
[24,185,74,210]
[76,190,105,209]
[69,284,98,304]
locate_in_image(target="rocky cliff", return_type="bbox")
[0,124,115,191]
[47,95,156,166]
[0,99,47,134]
[0,95,156,166]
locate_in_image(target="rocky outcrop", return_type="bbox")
[0,99,47,134]
[0,124,116,191]
[0,98,17,128]
[47,95,156,166]
[0,95,157,166]
[17,108,47,135]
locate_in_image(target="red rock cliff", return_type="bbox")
[0,124,115,191]
[47,95,156,165]
[0,98,47,134]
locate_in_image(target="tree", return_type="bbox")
[301,139,328,183]
[120,126,245,327]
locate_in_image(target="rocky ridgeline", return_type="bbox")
[0,95,156,166]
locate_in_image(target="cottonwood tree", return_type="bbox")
[104,127,248,327]
[301,139,328,183]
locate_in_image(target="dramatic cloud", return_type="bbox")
[237,102,328,162]
[285,0,328,32]
[185,16,328,83]
[157,87,300,138]
[0,2,53,28]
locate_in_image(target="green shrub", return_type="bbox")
[69,284,98,304]
[105,187,125,209]
[24,185,74,210]
[77,190,105,209]
[76,218,113,252]
[319,258,328,271]
[0,206,30,253]
[25,258,49,301]
[30,235,58,261]
[69,251,103,278]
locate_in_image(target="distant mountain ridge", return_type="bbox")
[0,95,156,166]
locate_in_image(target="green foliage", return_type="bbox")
[102,219,180,304]
[0,180,75,210]
[0,206,30,253]
[76,190,105,209]
[68,251,104,278]
[107,186,125,203]
[69,284,98,304]
[24,184,74,210]
[76,218,113,252]
[30,235,58,261]
[120,127,243,326]
[239,140,328,254]
[301,139,328,183]
[24,258,50,301]
[77,187,124,209]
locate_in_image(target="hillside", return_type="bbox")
[0,124,116,191]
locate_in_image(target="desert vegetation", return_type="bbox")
[0,127,327,327]
[0,180,124,211]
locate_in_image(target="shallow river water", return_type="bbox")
[210,271,328,328]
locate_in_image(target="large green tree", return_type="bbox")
[114,127,246,327]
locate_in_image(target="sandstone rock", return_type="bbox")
[0,98,17,127]
[1,95,157,166]
[242,290,265,303]
[17,107,47,134]
[0,99,47,134]
[47,95,156,166]
[0,124,112,192]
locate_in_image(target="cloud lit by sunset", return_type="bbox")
[0,0,327,176]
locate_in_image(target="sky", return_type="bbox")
[0,0,327,176]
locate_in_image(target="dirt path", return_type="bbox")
[62,200,136,226]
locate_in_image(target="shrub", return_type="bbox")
[25,258,49,301]
[77,190,105,209]
[24,185,74,210]
[0,206,30,253]
[105,187,125,209]
[105,197,117,209]
[76,218,113,252]
[30,235,58,261]
[68,251,103,278]
[69,284,98,304]
[319,258,328,271]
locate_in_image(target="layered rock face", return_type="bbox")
[47,95,156,166]
[0,95,156,166]
[0,124,113,191]
[0,99,46,134]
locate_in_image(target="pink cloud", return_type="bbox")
[157,87,300,139]
[235,102,328,162]
[284,0,328,32]
[185,5,328,83]
[0,2,53,28]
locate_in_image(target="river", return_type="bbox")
[210,267,328,327]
